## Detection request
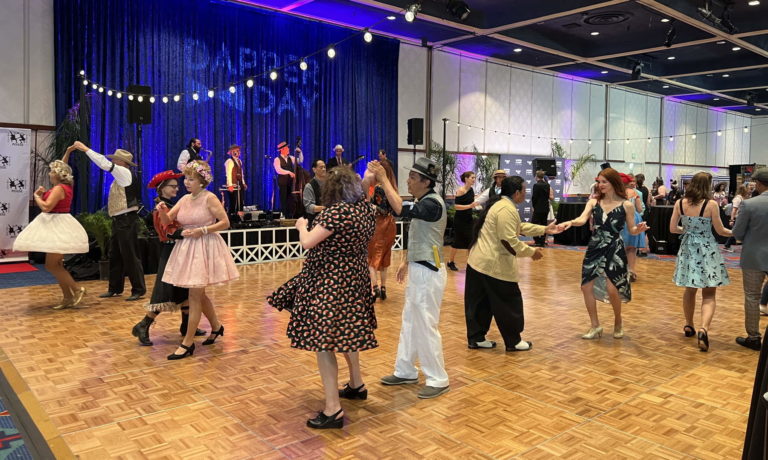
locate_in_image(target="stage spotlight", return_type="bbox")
[363,29,373,42]
[697,0,738,34]
[746,92,756,106]
[631,62,643,80]
[447,0,471,21]
[664,24,677,48]
[405,3,420,22]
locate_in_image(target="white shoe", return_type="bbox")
[760,305,768,316]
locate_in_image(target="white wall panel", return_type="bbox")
[569,80,591,162]
[624,91,646,163]
[738,115,751,164]
[751,119,768,164]
[28,0,54,126]
[0,1,28,124]
[530,73,553,156]
[397,44,427,149]
[726,114,737,166]
[589,85,606,161]
[552,77,573,145]
[457,57,486,152]
[694,107,707,165]
[508,67,533,155]
[607,88,626,160]
[431,50,461,152]
[484,62,510,154]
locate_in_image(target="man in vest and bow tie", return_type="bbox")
[369,157,450,400]
[273,141,303,218]
[72,141,146,301]
[224,144,247,222]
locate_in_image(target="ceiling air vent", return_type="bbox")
[583,11,632,26]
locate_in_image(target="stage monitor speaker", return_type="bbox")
[127,85,152,125]
[533,158,557,177]
[407,118,424,145]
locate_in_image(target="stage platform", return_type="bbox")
[0,246,759,458]
[220,221,408,264]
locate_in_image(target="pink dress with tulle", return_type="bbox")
[162,192,239,288]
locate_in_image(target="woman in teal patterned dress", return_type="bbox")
[670,172,732,352]
[560,168,648,340]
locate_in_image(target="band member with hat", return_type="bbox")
[326,144,345,170]
[224,144,247,221]
[273,141,303,218]
[132,170,206,346]
[72,141,147,301]
[369,157,450,400]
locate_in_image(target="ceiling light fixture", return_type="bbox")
[714,97,720,100]
[590,31,600,36]
[661,18,670,22]
[386,15,396,20]
[748,0,760,5]
[513,47,522,53]
[732,46,742,51]
[667,56,676,60]
[723,74,730,77]
[663,85,670,88]
[404,3,421,22]
[601,70,609,74]
[446,0,471,21]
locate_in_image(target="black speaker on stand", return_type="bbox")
[407,117,424,162]
[127,85,151,196]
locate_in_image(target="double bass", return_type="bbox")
[292,136,311,218]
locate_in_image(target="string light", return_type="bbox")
[299,60,308,71]
[162,96,168,103]
[246,79,254,88]
[128,94,134,101]
[207,89,214,98]
[363,29,373,43]
[173,94,180,102]
[82,79,88,86]
[98,87,104,93]
[149,96,156,103]
[269,70,278,81]
[327,47,336,58]
[137,96,143,102]
[107,90,113,96]
[192,92,199,101]
[229,85,236,94]
[79,70,85,76]
[116,92,122,99]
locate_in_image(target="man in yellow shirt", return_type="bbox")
[465,176,562,351]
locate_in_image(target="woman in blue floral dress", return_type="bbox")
[560,168,648,340]
[670,172,732,352]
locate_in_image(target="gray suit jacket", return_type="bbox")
[733,191,768,271]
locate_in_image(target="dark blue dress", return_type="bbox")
[581,202,631,303]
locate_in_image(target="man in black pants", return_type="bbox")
[530,170,551,247]
[73,141,146,301]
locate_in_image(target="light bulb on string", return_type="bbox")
[669,136,674,142]
[162,96,169,104]
[717,130,722,136]
[229,85,236,94]
[116,92,122,99]
[569,139,573,144]
[607,140,611,144]
[647,137,651,143]
[246,79,254,88]
[207,89,214,98]
[107,90,113,96]
[363,29,373,43]
[299,60,308,71]
[269,70,278,81]
[625,139,629,144]
[327,47,336,58]
[92,83,98,89]
[192,92,199,101]
[137,96,143,102]
[588,139,592,145]
[149,96,155,103]
[691,134,696,139]
[744,126,749,133]
[128,94,134,101]
[173,94,180,102]
[98,87,104,93]
[79,70,85,76]
[82,79,88,86]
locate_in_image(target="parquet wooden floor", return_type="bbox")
[1,246,761,459]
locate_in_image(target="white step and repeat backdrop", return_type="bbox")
[0,128,31,261]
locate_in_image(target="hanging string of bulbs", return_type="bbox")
[445,118,766,144]
[75,9,401,102]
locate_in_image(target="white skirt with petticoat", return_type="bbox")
[12,212,89,254]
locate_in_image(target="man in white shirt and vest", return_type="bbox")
[176,137,204,172]
[369,157,450,399]
[72,141,146,301]
[224,144,247,221]
[273,141,303,218]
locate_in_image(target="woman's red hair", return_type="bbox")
[595,168,627,200]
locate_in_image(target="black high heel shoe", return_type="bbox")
[683,325,695,337]
[167,343,195,360]
[202,325,224,345]
[379,287,387,301]
[339,383,367,400]
[697,329,709,352]
[306,408,344,429]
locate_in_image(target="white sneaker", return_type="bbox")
[760,305,768,316]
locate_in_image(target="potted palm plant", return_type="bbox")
[76,211,112,280]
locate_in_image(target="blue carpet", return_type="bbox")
[0,398,32,459]
[0,266,57,290]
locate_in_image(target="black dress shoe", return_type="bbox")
[339,383,367,400]
[736,336,762,351]
[99,291,122,298]
[447,262,459,271]
[167,343,195,360]
[306,408,343,429]
[125,294,145,301]
[379,287,387,301]
[132,316,154,346]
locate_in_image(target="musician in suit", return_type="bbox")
[273,141,303,218]
[224,144,247,220]
[176,137,204,172]
[734,167,768,351]
[326,144,345,170]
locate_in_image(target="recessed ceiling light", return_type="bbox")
[757,108,763,111]
[748,0,760,5]
[590,32,600,36]
[667,56,676,60]
[732,46,742,51]
[716,41,726,44]
[714,97,720,100]
[661,18,670,22]
[601,70,608,74]
[513,48,522,53]
[386,15,396,20]
[723,74,730,77]
[663,85,670,88]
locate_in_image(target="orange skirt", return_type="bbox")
[368,215,396,270]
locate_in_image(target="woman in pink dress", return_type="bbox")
[157,160,239,360]
[13,146,88,309]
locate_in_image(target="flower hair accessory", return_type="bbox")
[50,160,74,184]
[187,160,213,184]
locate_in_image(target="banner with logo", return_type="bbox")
[0,128,31,261]
[498,154,564,223]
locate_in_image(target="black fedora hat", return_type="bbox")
[405,157,440,183]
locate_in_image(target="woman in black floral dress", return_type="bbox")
[268,165,376,430]
[560,168,648,340]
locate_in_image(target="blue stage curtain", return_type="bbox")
[54,0,399,213]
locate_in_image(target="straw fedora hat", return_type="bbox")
[106,149,137,167]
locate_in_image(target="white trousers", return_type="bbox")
[393,262,449,387]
